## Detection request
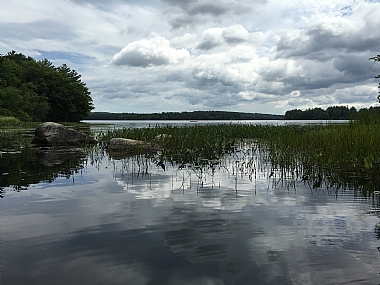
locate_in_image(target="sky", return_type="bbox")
[1,0,380,115]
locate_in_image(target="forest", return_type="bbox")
[284,106,356,120]
[284,106,380,120]
[0,51,94,122]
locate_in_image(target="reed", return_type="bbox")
[4,116,379,191]
[0,117,38,149]
[97,121,380,190]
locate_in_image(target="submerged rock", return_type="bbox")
[107,138,157,151]
[31,122,95,146]
[106,138,160,159]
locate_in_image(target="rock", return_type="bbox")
[107,138,153,151]
[106,138,160,158]
[31,122,95,146]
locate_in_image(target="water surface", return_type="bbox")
[1,122,379,285]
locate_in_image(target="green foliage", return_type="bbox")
[0,116,20,124]
[352,106,380,124]
[0,51,94,122]
[96,120,380,189]
[285,106,356,120]
[0,118,38,149]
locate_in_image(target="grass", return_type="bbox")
[263,122,380,190]
[96,119,380,191]
[3,114,380,192]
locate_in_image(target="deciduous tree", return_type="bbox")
[0,51,94,121]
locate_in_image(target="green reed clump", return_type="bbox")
[0,117,39,149]
[97,124,241,165]
[0,116,21,125]
[97,121,380,188]
[261,122,380,187]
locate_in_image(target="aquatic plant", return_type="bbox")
[97,121,380,192]
[4,117,380,193]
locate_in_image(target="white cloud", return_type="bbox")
[222,24,250,44]
[111,36,190,67]
[196,28,224,50]
[1,0,379,114]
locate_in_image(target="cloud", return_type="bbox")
[222,25,250,44]
[167,14,205,30]
[111,37,190,67]
[275,2,380,60]
[163,0,254,29]
[196,25,250,50]
[162,0,252,16]
[196,28,223,50]
[2,0,380,114]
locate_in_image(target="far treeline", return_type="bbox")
[86,107,380,121]
[285,106,356,120]
[0,51,94,122]
[285,106,380,120]
[85,111,284,121]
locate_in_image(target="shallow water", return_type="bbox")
[1,127,380,285]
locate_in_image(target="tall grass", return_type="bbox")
[0,116,21,125]
[4,115,379,191]
[97,124,240,166]
[0,117,36,149]
[97,120,380,191]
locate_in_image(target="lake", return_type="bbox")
[1,120,379,285]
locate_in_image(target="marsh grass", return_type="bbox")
[97,121,380,191]
[0,117,38,149]
[4,116,380,192]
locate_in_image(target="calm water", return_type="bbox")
[1,121,379,285]
[82,119,349,129]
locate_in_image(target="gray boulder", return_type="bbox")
[31,122,95,146]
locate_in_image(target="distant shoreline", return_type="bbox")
[85,111,284,121]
